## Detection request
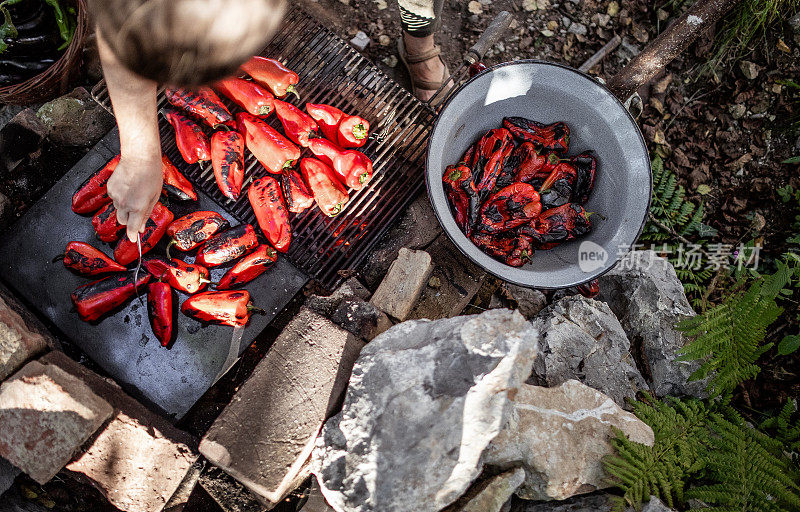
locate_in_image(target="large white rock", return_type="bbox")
[312,309,539,512]
[485,380,654,501]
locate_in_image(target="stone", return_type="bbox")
[163,460,204,512]
[302,477,336,512]
[790,11,800,31]
[598,251,706,398]
[617,37,641,60]
[36,87,114,147]
[306,278,370,318]
[522,0,537,11]
[381,55,398,68]
[0,361,113,485]
[531,296,647,406]
[0,190,12,228]
[607,1,619,16]
[0,109,47,173]
[330,298,391,341]
[200,308,364,504]
[642,496,675,511]
[408,234,486,320]
[37,351,198,512]
[485,380,654,501]
[199,466,265,512]
[0,295,48,381]
[370,248,433,321]
[567,22,587,35]
[377,34,391,46]
[313,309,539,512]
[444,468,525,512]
[739,60,760,80]
[729,103,746,119]
[468,0,483,14]
[349,31,370,51]
[0,456,20,496]
[502,284,547,319]
[508,493,615,511]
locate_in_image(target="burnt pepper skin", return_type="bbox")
[217,245,277,289]
[143,257,211,294]
[510,143,559,184]
[92,202,125,243]
[469,232,534,268]
[163,109,211,164]
[195,224,258,267]
[215,77,274,116]
[443,164,480,236]
[62,242,126,276]
[538,161,578,210]
[113,202,174,265]
[518,203,592,249]
[464,128,512,187]
[300,157,349,217]
[181,290,262,327]
[273,99,320,148]
[72,155,120,214]
[164,86,234,128]
[161,155,198,201]
[502,117,570,153]
[570,151,597,205]
[281,169,314,213]
[211,128,245,201]
[240,56,300,99]
[71,271,151,322]
[147,281,176,347]
[477,140,514,197]
[477,183,542,234]
[248,176,291,252]
[236,112,300,174]
[166,211,230,254]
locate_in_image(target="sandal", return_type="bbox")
[397,38,451,104]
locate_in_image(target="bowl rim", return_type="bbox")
[424,58,652,289]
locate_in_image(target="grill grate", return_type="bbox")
[91,4,436,290]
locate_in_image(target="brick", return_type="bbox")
[0,361,113,484]
[39,351,198,512]
[370,248,433,321]
[0,295,49,381]
[200,308,364,503]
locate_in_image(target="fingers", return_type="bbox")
[125,211,147,242]
[115,207,129,227]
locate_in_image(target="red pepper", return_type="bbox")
[337,115,369,148]
[514,143,560,184]
[236,112,300,174]
[443,164,479,236]
[195,224,258,267]
[248,176,291,252]
[214,77,274,116]
[162,155,197,201]
[477,138,514,195]
[143,257,211,294]
[518,203,592,249]
[92,202,125,243]
[300,158,349,217]
[241,56,300,99]
[470,232,534,267]
[308,138,373,190]
[306,103,344,141]
[217,245,277,289]
[281,169,314,213]
[464,129,512,189]
[166,210,230,256]
[147,281,175,347]
[273,99,319,148]
[72,154,119,214]
[577,279,600,298]
[211,127,245,201]
[60,241,126,276]
[113,202,174,265]
[478,183,542,234]
[163,109,211,164]
[71,271,151,322]
[539,161,578,210]
[570,151,597,205]
[502,117,570,153]
[165,86,234,128]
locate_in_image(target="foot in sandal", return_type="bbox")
[398,32,450,103]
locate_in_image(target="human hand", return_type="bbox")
[107,154,163,242]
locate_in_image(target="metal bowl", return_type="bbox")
[425,60,651,289]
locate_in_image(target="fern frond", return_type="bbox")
[761,400,800,454]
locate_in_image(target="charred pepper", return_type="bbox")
[442,163,479,235]
[165,87,234,128]
[337,115,370,149]
[166,210,230,256]
[570,151,597,205]
[464,128,512,187]
[72,154,119,214]
[308,137,373,190]
[147,281,176,347]
[162,155,197,201]
[143,257,211,294]
[248,176,291,252]
[502,117,570,153]
[538,161,578,210]
[236,112,300,174]
[211,127,245,200]
[71,271,151,322]
[478,183,542,233]
[518,203,592,249]
[240,56,300,99]
[305,103,344,141]
[300,157,349,217]
[476,139,514,196]
[215,77,274,116]
[216,245,277,289]
[281,169,314,213]
[92,202,125,243]
[273,99,319,148]
[60,241,126,276]
[163,109,211,164]
[195,224,258,267]
[114,202,174,265]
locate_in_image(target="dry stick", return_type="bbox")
[606,0,742,100]
[647,212,713,260]
[578,35,622,73]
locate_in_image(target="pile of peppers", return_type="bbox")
[444,117,596,267]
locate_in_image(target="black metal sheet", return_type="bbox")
[0,129,309,419]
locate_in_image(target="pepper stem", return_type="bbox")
[165,239,177,260]
[51,253,65,263]
[213,123,232,132]
[247,304,267,316]
[286,85,300,101]
[351,123,368,140]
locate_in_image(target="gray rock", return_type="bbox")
[509,493,616,511]
[36,87,114,147]
[307,278,371,317]
[616,37,641,60]
[532,296,647,406]
[0,457,20,497]
[485,380,654,501]
[790,11,800,31]
[567,23,587,35]
[642,496,675,511]
[331,298,391,341]
[598,250,706,398]
[349,31,370,51]
[370,248,433,321]
[313,309,539,512]
[445,468,525,512]
[503,284,547,319]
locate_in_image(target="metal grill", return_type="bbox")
[92,4,436,289]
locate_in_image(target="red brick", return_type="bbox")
[0,295,48,381]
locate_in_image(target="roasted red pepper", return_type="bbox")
[211,127,245,201]
[248,176,291,252]
[308,138,373,190]
[470,232,534,267]
[166,210,230,255]
[72,154,119,214]
[570,151,597,205]
[478,183,542,233]
[163,109,211,164]
[464,128,512,188]
[143,257,211,294]
[519,203,592,249]
[162,155,197,201]
[577,279,600,298]
[215,77,274,116]
[306,103,344,141]
[236,112,300,174]
[300,157,349,216]
[113,202,174,265]
[539,161,578,210]
[508,142,558,185]
[477,139,514,195]
[165,87,234,128]
[71,271,151,322]
[147,281,175,347]
[281,169,314,213]
[92,202,125,243]
[502,117,570,153]
[443,163,479,236]
[241,56,300,99]
[60,241,126,276]
[337,115,370,148]
[196,224,258,267]
[217,245,277,289]
[273,99,319,148]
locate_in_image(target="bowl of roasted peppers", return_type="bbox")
[426,60,651,289]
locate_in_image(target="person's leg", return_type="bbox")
[398,0,446,102]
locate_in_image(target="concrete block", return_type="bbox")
[370,248,433,321]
